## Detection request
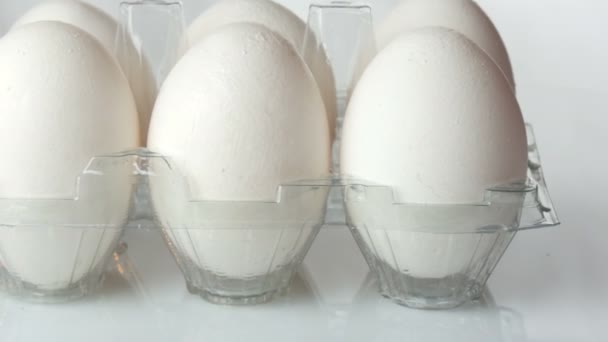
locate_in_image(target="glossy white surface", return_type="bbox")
[1,149,606,342]
[0,229,532,342]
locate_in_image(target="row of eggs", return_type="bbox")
[0,0,527,289]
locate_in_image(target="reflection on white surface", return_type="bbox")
[346,274,527,342]
[123,233,331,342]
[166,274,328,342]
[0,264,164,342]
[0,229,529,342]
[0,231,330,342]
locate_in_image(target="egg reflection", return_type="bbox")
[167,270,329,342]
[346,274,528,342]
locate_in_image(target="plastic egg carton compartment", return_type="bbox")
[0,125,558,309]
[0,0,559,311]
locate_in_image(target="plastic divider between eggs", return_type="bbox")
[115,0,187,89]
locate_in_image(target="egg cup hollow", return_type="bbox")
[347,220,518,310]
[165,219,321,306]
[343,125,559,309]
[0,225,125,303]
[0,154,135,303]
[145,154,329,305]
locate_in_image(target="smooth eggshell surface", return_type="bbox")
[14,0,157,143]
[341,28,527,278]
[187,0,337,140]
[148,23,330,278]
[376,0,515,88]
[0,22,139,289]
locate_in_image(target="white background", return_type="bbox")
[1,1,607,342]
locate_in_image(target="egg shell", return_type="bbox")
[14,0,157,143]
[0,22,139,289]
[376,0,515,88]
[341,28,527,278]
[187,0,337,140]
[148,23,330,278]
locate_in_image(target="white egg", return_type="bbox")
[0,22,139,290]
[376,0,515,88]
[341,28,527,279]
[14,0,157,143]
[187,0,337,140]
[148,23,330,278]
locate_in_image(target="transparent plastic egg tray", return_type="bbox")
[0,0,559,311]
